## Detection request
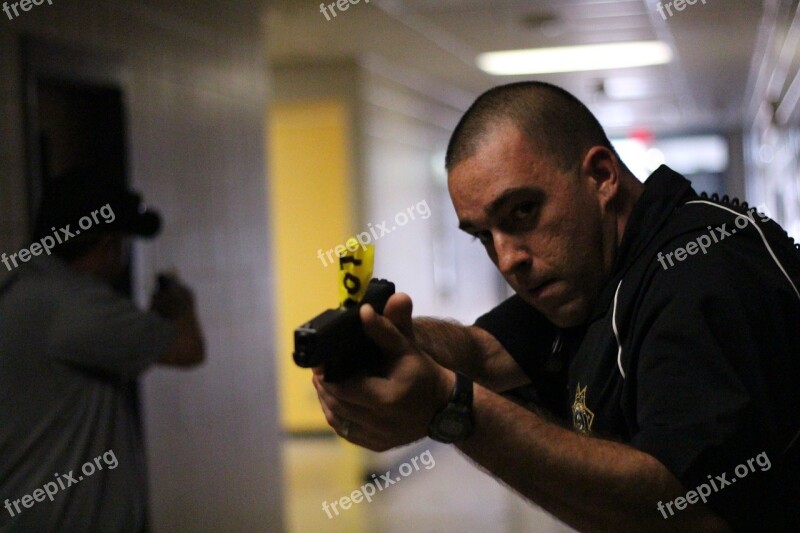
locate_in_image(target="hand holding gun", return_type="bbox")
[293,278,395,382]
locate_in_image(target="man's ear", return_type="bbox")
[581,146,620,210]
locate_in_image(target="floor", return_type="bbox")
[284,437,577,533]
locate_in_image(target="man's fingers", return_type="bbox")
[360,303,413,357]
[313,373,377,415]
[382,292,414,338]
[313,370,390,409]
[313,375,396,450]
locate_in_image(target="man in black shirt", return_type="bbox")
[312,82,800,532]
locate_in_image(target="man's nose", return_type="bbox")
[493,233,531,277]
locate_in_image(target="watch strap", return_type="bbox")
[451,371,473,408]
[427,371,474,443]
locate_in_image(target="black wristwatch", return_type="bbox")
[428,372,474,443]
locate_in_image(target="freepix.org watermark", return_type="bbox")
[1,204,115,272]
[4,450,119,519]
[319,0,368,21]
[316,200,431,268]
[656,205,770,271]
[322,449,436,519]
[656,0,707,21]
[656,451,771,519]
[2,0,53,21]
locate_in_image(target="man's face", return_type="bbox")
[448,124,616,327]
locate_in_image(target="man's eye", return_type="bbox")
[511,202,535,221]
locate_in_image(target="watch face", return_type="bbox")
[430,409,472,442]
[437,413,465,437]
[428,374,474,443]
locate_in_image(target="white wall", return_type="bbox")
[743,0,800,240]
[361,61,504,323]
[0,2,284,530]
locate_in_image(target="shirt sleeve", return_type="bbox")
[474,295,565,414]
[46,278,176,380]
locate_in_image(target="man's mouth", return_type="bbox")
[529,279,557,300]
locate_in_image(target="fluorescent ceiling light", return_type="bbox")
[477,41,673,76]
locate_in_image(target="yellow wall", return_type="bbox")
[268,100,367,532]
[267,100,353,431]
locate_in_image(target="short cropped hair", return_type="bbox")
[445,81,616,173]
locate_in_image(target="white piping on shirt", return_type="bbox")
[612,279,625,379]
[686,200,800,455]
[685,200,800,300]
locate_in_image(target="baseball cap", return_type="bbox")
[34,168,162,240]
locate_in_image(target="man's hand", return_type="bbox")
[151,274,195,320]
[151,274,205,367]
[312,293,454,451]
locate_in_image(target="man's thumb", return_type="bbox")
[382,293,414,338]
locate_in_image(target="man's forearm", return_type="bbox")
[456,383,730,533]
[413,317,481,375]
[413,317,530,392]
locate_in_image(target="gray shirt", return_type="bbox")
[0,256,175,532]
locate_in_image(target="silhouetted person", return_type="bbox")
[0,169,204,531]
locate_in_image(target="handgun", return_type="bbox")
[293,278,395,382]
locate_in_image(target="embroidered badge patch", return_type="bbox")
[572,383,595,434]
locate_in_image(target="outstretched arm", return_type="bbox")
[456,381,729,532]
[313,293,730,533]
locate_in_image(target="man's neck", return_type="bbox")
[70,254,111,284]
[615,171,645,247]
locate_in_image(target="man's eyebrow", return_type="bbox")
[485,187,543,219]
[458,186,543,232]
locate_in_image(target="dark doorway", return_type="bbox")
[35,80,128,198]
[23,40,133,295]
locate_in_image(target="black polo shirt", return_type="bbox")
[475,166,800,531]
